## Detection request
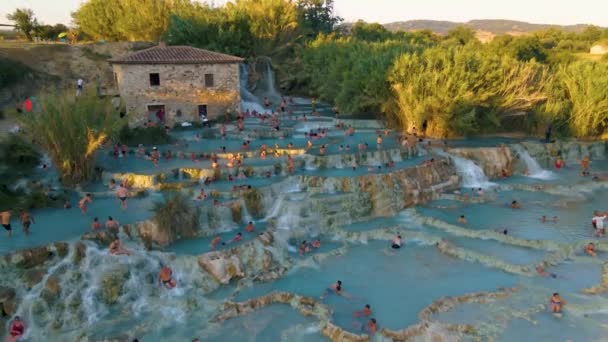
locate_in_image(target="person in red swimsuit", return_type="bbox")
[7,316,25,342]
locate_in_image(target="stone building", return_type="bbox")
[109,43,243,125]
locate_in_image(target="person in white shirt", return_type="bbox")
[592,212,607,236]
[76,78,84,96]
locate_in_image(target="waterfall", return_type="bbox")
[12,243,215,340]
[437,151,495,188]
[513,145,555,180]
[239,64,266,113]
[256,58,281,103]
[262,194,285,222]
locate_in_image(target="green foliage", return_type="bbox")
[6,8,38,41]
[242,188,264,218]
[444,26,477,46]
[73,0,187,41]
[18,91,123,185]
[296,0,342,39]
[388,45,548,136]
[34,24,68,41]
[542,61,608,137]
[152,194,200,237]
[117,125,171,146]
[295,34,432,116]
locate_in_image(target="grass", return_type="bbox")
[81,47,112,61]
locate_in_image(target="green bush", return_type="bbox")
[152,194,200,238]
[117,125,172,146]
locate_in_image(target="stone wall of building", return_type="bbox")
[112,62,241,125]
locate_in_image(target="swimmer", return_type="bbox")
[7,315,25,342]
[245,221,254,233]
[312,239,321,248]
[109,239,131,255]
[541,215,547,223]
[223,232,242,245]
[592,212,607,237]
[552,216,558,223]
[391,235,402,249]
[354,304,372,317]
[108,178,116,190]
[299,240,311,256]
[91,217,101,230]
[536,265,557,278]
[158,266,177,289]
[554,157,564,170]
[511,200,521,209]
[320,280,349,299]
[210,235,222,249]
[196,188,207,200]
[116,183,129,209]
[365,318,377,334]
[79,193,93,214]
[18,209,33,235]
[477,188,483,196]
[105,216,119,231]
[458,215,467,224]
[549,293,565,313]
[585,242,596,257]
[0,209,12,237]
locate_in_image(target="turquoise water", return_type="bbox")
[3,102,608,341]
[235,241,518,331]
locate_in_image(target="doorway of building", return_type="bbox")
[198,104,209,127]
[148,105,166,124]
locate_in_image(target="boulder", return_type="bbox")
[23,269,45,288]
[82,231,117,246]
[198,252,244,284]
[10,244,67,269]
[42,276,61,302]
[258,231,274,246]
[0,287,16,303]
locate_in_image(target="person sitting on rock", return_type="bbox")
[109,239,131,256]
[7,316,25,342]
[312,239,321,249]
[299,240,311,256]
[158,266,177,289]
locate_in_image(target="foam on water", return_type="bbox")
[513,144,556,180]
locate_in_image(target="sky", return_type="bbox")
[1,0,607,27]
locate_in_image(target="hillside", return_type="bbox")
[384,19,599,36]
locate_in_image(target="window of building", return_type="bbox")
[204,74,214,87]
[149,73,160,86]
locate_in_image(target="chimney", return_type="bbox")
[159,41,166,48]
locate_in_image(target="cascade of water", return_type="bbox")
[239,64,266,113]
[238,198,254,224]
[13,243,216,340]
[513,145,555,180]
[263,195,285,222]
[257,58,281,103]
[438,151,495,188]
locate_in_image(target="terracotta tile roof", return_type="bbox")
[109,45,244,65]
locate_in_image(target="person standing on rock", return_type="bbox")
[1,208,12,237]
[7,315,25,342]
[116,184,129,209]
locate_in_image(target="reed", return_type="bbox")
[18,91,124,185]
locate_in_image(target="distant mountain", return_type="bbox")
[384,19,599,36]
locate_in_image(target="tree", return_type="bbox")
[35,24,68,41]
[350,21,391,41]
[18,91,123,185]
[445,25,477,46]
[6,8,39,41]
[296,0,342,39]
[508,36,547,62]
